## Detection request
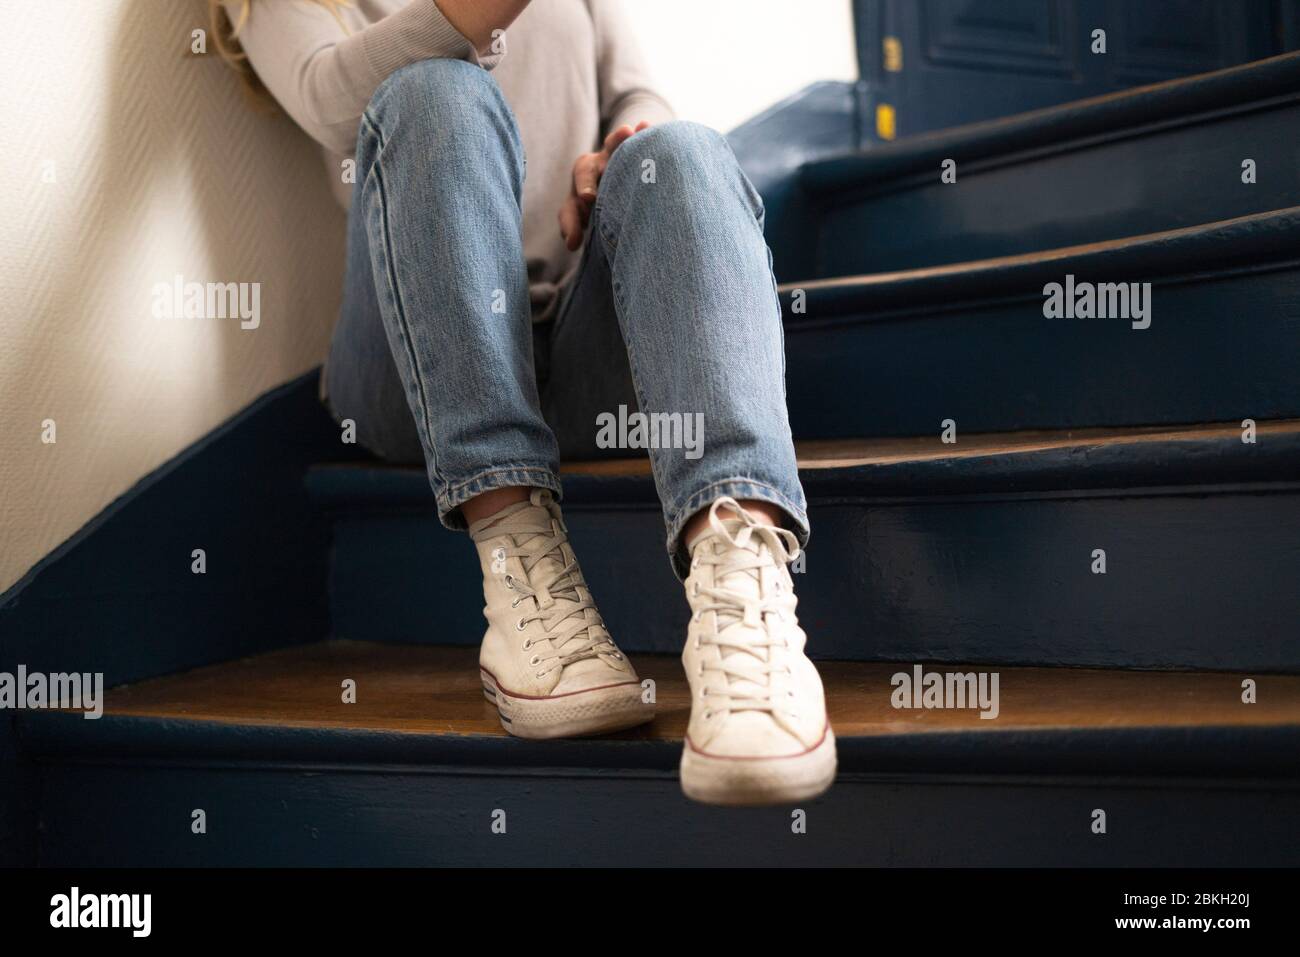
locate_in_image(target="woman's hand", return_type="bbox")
[558,121,652,251]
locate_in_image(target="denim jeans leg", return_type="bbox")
[339,57,562,529]
[543,121,808,576]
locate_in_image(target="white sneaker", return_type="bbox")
[469,489,653,739]
[680,497,836,805]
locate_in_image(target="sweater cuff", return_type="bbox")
[608,92,677,136]
[361,0,503,81]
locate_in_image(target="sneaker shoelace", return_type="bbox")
[692,497,802,717]
[470,494,617,679]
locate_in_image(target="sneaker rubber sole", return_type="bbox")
[480,668,655,739]
[680,726,837,807]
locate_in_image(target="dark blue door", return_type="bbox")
[854,0,1296,143]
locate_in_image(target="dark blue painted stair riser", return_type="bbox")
[31,760,1300,866]
[781,255,1300,438]
[314,431,1300,671]
[812,97,1300,274]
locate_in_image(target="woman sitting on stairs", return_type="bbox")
[216,0,836,805]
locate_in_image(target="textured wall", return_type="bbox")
[0,0,348,593]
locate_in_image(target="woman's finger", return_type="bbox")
[578,154,609,218]
[573,153,600,202]
[603,124,635,155]
[558,197,584,251]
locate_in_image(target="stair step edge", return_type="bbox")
[306,423,1300,510]
[778,206,1300,321]
[19,710,1300,780]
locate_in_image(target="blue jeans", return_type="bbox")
[324,58,807,576]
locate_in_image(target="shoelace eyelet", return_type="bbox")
[522,640,532,650]
[529,655,541,666]
[515,618,526,631]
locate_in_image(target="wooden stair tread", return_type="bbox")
[88,640,1300,740]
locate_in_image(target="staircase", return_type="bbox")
[22,642,1300,866]
[19,416,1300,864]
[11,39,1300,867]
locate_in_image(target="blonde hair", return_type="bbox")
[210,0,352,105]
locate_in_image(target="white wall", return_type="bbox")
[0,0,348,593]
[623,0,858,132]
[0,0,857,595]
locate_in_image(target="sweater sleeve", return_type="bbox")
[588,0,675,136]
[225,0,502,156]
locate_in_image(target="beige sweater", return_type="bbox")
[229,0,675,317]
